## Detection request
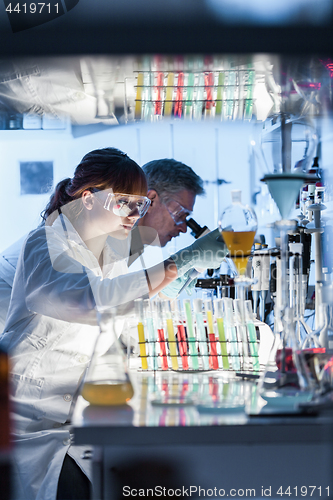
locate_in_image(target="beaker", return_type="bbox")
[81,310,134,406]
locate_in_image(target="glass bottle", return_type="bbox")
[219,190,257,280]
[81,310,134,406]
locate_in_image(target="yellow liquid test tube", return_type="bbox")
[135,298,148,370]
[166,318,178,370]
[135,72,144,120]
[137,322,148,370]
[164,72,174,116]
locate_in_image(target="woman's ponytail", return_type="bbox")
[41,178,73,223]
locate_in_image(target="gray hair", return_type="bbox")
[142,159,205,198]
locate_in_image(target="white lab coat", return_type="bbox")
[0,214,149,500]
[0,235,27,332]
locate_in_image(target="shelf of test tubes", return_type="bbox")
[133,297,261,374]
[129,68,255,122]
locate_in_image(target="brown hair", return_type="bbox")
[41,147,147,224]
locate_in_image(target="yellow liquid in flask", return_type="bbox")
[81,381,134,406]
[222,230,255,275]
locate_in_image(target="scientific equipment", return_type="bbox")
[219,189,257,281]
[81,311,134,406]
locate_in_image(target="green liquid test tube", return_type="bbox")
[215,72,225,116]
[245,300,260,371]
[184,299,199,370]
[214,299,229,370]
[185,72,194,118]
[245,69,255,120]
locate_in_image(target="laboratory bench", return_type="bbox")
[72,366,333,500]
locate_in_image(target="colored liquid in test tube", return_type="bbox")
[174,72,184,118]
[234,299,251,371]
[245,300,260,371]
[183,299,199,370]
[156,301,168,370]
[215,71,225,117]
[135,299,148,370]
[244,69,255,120]
[185,72,194,118]
[223,298,240,371]
[155,72,164,116]
[214,299,230,370]
[144,299,158,371]
[204,300,219,370]
[175,300,189,370]
[193,299,209,370]
[165,300,179,370]
[134,73,144,120]
[164,72,174,116]
[204,72,214,118]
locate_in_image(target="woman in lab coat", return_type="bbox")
[1,147,226,500]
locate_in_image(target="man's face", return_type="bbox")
[138,189,196,247]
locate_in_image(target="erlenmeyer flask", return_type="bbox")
[81,311,134,406]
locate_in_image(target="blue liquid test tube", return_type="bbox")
[144,299,158,370]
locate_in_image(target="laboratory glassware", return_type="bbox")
[81,310,134,406]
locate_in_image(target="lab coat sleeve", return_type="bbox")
[22,227,149,325]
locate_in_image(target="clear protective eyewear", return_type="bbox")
[162,198,193,226]
[94,191,151,218]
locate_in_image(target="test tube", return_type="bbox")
[234,299,251,372]
[134,73,144,120]
[175,300,189,370]
[135,298,148,370]
[144,299,158,371]
[143,71,154,122]
[164,300,179,371]
[204,300,219,370]
[174,71,184,118]
[214,299,230,370]
[204,72,214,119]
[155,300,168,370]
[184,72,194,119]
[215,71,225,117]
[226,70,235,119]
[183,299,199,370]
[164,72,174,117]
[244,300,260,372]
[223,298,240,371]
[193,298,209,370]
[154,72,164,116]
[194,72,204,121]
[244,69,255,120]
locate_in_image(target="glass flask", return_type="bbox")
[81,310,134,406]
[219,190,257,280]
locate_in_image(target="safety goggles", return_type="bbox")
[94,191,151,218]
[162,198,193,226]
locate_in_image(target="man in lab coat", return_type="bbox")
[0,158,205,331]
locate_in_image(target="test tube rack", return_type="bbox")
[134,298,261,375]
[126,67,255,122]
